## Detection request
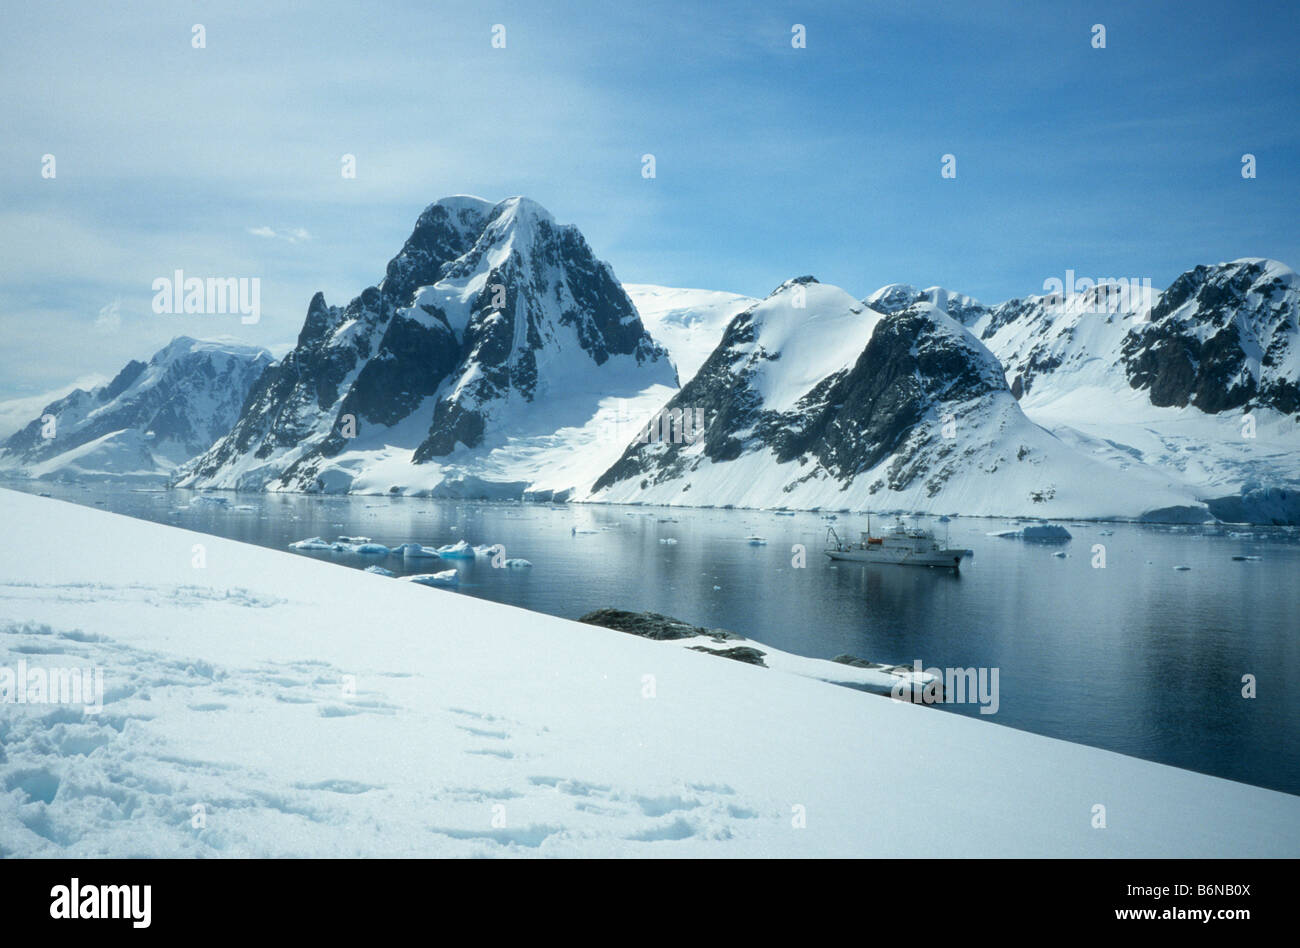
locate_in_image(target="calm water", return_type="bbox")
[10,480,1299,796]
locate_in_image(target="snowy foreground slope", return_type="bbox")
[1,490,1296,857]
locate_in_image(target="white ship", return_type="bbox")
[824,518,973,571]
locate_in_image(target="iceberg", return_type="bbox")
[398,543,441,558]
[365,565,395,576]
[190,495,229,507]
[408,569,459,587]
[988,524,1072,542]
[436,540,476,559]
[289,537,335,551]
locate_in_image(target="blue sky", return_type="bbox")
[1,0,1297,397]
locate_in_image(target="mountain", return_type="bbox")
[0,375,110,440]
[0,337,272,483]
[590,279,1199,518]
[855,262,1300,520]
[177,196,677,497]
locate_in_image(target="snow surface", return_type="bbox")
[1,488,1296,856]
[624,284,756,385]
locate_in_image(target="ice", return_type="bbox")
[365,565,395,576]
[398,543,441,558]
[436,540,476,559]
[504,559,532,568]
[988,524,1072,541]
[407,569,459,587]
[291,536,389,555]
[658,538,678,545]
[289,537,335,551]
[190,495,229,507]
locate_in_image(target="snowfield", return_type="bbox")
[1,488,1296,857]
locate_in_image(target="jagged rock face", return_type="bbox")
[1121,260,1299,413]
[180,196,672,492]
[595,277,870,491]
[186,203,489,484]
[413,206,667,461]
[866,284,989,328]
[939,259,1299,416]
[0,338,272,478]
[593,281,1006,498]
[780,306,1007,482]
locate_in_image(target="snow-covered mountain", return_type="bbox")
[177,196,677,497]
[0,337,272,483]
[590,278,1200,519]
[875,260,1300,518]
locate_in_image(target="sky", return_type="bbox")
[1,0,1297,398]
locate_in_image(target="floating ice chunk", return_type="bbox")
[1173,565,1191,571]
[408,569,459,587]
[746,536,768,545]
[338,536,371,544]
[989,524,1072,542]
[1231,555,1262,561]
[351,543,391,555]
[398,543,440,558]
[504,559,532,568]
[365,565,395,577]
[658,538,678,545]
[436,540,476,559]
[473,544,498,556]
[190,494,229,507]
[1052,551,1067,558]
[290,537,335,551]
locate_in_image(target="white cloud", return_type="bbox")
[247,226,312,242]
[94,300,122,333]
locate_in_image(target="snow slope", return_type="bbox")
[1,488,1295,857]
[623,284,757,385]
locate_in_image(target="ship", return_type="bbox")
[824,517,973,571]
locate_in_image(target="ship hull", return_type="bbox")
[824,548,972,570]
